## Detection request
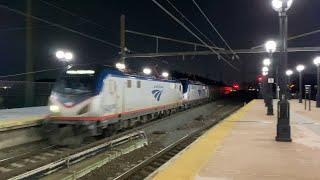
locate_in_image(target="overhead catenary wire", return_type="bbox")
[192,0,239,60]
[151,0,239,71]
[165,0,219,49]
[0,68,64,79]
[251,28,320,49]
[126,30,224,50]
[36,1,173,67]
[0,4,120,49]
[38,0,115,33]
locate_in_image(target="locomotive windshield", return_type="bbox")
[53,75,96,95]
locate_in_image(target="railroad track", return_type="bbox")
[113,104,241,180]
[0,100,230,179]
[0,131,147,180]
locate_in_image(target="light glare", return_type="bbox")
[64,52,73,61]
[262,71,268,76]
[162,71,169,78]
[143,68,152,75]
[262,66,269,72]
[115,63,126,70]
[296,65,305,72]
[49,105,60,113]
[286,69,293,76]
[55,50,65,59]
[313,57,320,66]
[265,40,277,53]
[272,0,293,12]
[263,58,271,66]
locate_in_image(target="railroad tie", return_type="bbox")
[10,163,25,168]
[0,166,12,173]
[24,159,37,163]
[43,152,56,157]
[34,156,47,160]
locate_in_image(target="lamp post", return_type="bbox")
[286,69,293,99]
[272,0,293,142]
[265,40,277,115]
[263,58,274,115]
[296,64,305,103]
[314,57,320,107]
[262,67,268,106]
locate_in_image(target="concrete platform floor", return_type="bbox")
[152,99,320,180]
[0,106,48,130]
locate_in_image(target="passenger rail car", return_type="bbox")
[44,65,211,145]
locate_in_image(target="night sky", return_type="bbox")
[1,0,320,83]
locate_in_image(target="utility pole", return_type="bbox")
[25,0,34,107]
[120,15,126,64]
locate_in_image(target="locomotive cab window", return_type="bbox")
[127,80,132,88]
[137,81,141,88]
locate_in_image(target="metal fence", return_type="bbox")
[0,81,54,109]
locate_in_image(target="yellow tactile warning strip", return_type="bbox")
[0,116,44,130]
[152,100,256,180]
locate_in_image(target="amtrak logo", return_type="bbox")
[152,89,163,101]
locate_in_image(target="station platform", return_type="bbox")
[151,99,320,180]
[0,106,48,130]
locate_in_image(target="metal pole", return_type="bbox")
[263,78,267,106]
[120,15,126,64]
[24,0,34,107]
[267,54,274,115]
[276,2,291,142]
[287,75,291,100]
[316,66,320,107]
[299,72,303,103]
[275,58,279,99]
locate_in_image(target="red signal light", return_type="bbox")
[233,83,240,90]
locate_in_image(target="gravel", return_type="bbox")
[81,101,235,180]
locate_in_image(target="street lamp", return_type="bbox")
[115,62,126,70]
[314,57,320,107]
[263,58,271,66]
[55,50,65,59]
[265,40,278,99]
[143,68,152,75]
[272,0,293,12]
[296,64,305,103]
[272,0,293,142]
[161,71,169,78]
[262,66,269,73]
[64,52,73,61]
[286,69,293,83]
[265,41,277,54]
[55,50,73,62]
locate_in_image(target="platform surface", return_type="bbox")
[0,106,48,129]
[152,99,320,180]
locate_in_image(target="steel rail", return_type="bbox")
[8,131,147,180]
[114,105,241,180]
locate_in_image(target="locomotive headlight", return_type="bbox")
[49,105,60,113]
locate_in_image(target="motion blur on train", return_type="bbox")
[44,64,233,145]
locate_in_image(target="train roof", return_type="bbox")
[179,79,206,86]
[67,64,180,83]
